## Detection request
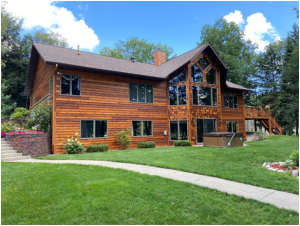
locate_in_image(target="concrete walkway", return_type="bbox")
[13,158,299,213]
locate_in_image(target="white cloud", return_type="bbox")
[244,13,280,51]
[224,11,280,52]
[224,10,245,26]
[5,0,99,51]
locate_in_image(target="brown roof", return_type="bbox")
[24,42,246,95]
[226,81,250,91]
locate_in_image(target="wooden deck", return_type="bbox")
[245,107,282,135]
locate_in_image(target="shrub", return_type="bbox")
[1,121,19,132]
[86,144,109,153]
[290,150,299,167]
[173,140,192,146]
[60,132,84,154]
[31,104,52,133]
[26,117,34,130]
[137,141,156,148]
[253,130,266,141]
[114,129,131,149]
[10,107,30,119]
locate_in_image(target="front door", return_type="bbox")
[196,118,217,143]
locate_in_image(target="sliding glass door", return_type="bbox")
[196,118,217,143]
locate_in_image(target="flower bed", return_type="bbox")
[2,130,43,138]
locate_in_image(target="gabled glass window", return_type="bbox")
[224,93,238,108]
[132,121,152,137]
[193,86,218,106]
[61,74,81,96]
[170,120,188,140]
[169,85,186,105]
[81,120,108,139]
[169,70,186,83]
[130,83,153,103]
[191,64,203,83]
[206,67,217,85]
[198,55,210,70]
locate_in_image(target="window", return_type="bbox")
[226,122,239,132]
[132,121,152,137]
[33,93,36,105]
[170,120,188,140]
[198,55,210,70]
[169,70,186,83]
[130,83,153,103]
[169,86,186,105]
[224,93,238,108]
[81,120,107,138]
[206,67,217,85]
[192,86,218,106]
[49,75,53,97]
[191,64,203,83]
[61,74,81,95]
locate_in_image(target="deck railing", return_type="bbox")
[245,106,270,118]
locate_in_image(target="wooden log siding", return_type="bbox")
[53,68,168,154]
[220,90,246,140]
[30,56,56,108]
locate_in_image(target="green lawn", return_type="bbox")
[38,135,299,194]
[1,162,298,225]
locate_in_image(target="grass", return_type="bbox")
[37,135,299,194]
[1,162,298,225]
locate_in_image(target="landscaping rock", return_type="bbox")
[291,170,299,177]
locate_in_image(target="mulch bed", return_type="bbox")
[270,163,299,171]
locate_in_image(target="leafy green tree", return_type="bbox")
[197,18,258,88]
[30,28,69,47]
[278,10,299,135]
[1,80,17,118]
[100,36,176,63]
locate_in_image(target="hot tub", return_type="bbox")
[203,132,243,147]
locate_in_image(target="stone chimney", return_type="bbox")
[154,48,166,66]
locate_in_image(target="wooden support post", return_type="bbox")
[254,119,257,132]
[268,117,272,135]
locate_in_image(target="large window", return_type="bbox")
[170,120,188,141]
[130,83,153,103]
[206,67,217,85]
[169,70,186,83]
[192,86,218,106]
[198,55,210,70]
[224,93,238,108]
[81,120,107,138]
[191,64,203,83]
[169,86,186,105]
[226,121,239,133]
[61,74,81,95]
[132,121,152,137]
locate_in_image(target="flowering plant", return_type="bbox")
[1,130,43,138]
[60,132,84,154]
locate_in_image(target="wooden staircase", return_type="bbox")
[245,107,282,135]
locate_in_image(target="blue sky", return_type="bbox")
[5,1,299,56]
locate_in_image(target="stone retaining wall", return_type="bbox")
[6,133,52,157]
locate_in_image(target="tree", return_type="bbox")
[100,36,176,63]
[255,40,285,118]
[197,18,258,88]
[1,80,17,118]
[31,28,69,47]
[278,9,299,135]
